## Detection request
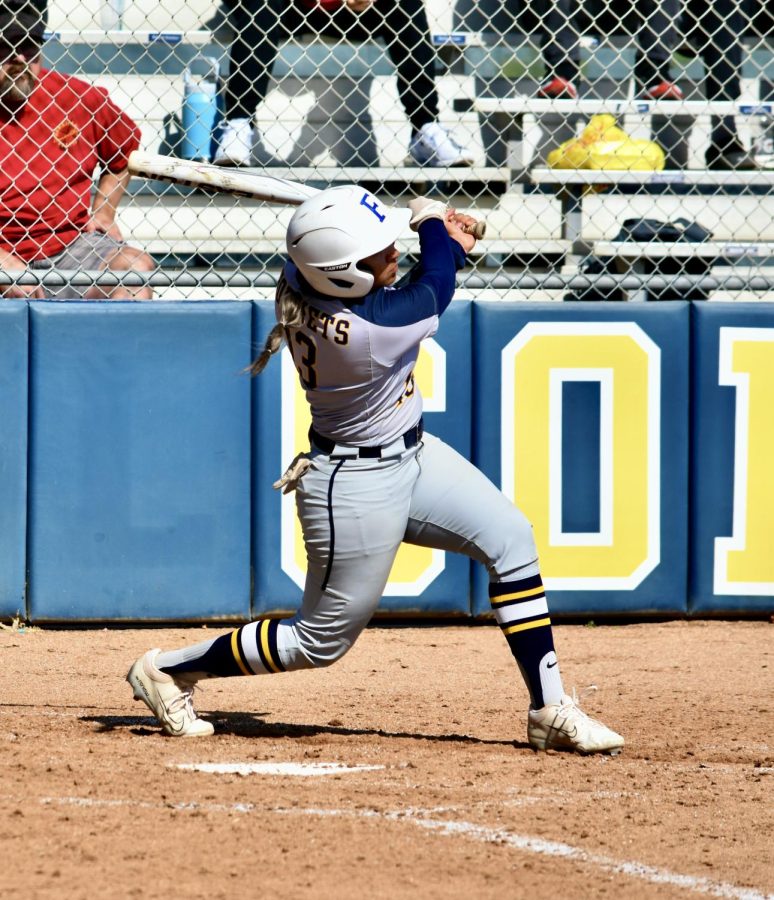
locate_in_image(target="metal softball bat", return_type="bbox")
[127,151,487,238]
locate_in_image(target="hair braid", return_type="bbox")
[248,271,308,376]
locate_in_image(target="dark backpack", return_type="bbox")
[569,217,714,302]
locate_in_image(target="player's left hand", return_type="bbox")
[345,0,374,11]
[273,452,313,494]
[85,213,123,241]
[445,209,477,254]
[407,196,448,231]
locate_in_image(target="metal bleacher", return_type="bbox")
[43,0,774,300]
[443,17,774,301]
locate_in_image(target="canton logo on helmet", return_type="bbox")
[320,263,351,272]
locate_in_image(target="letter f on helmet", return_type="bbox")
[286,185,410,298]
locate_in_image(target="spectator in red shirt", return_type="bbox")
[0,4,154,299]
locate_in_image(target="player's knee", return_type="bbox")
[106,246,155,272]
[133,250,156,272]
[309,639,352,668]
[292,634,354,670]
[488,507,538,574]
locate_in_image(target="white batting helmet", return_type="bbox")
[286,185,411,298]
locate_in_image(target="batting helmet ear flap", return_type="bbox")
[286,185,410,299]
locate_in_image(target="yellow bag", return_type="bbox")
[547,114,665,171]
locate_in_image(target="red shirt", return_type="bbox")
[0,68,141,260]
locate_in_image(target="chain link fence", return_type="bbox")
[8,0,774,298]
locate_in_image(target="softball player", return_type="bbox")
[127,186,623,754]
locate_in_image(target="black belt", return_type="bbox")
[310,418,424,458]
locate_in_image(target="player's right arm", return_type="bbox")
[351,220,467,367]
[367,219,466,328]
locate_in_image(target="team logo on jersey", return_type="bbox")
[319,263,351,272]
[53,119,79,149]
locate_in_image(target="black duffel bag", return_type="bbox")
[569,217,714,302]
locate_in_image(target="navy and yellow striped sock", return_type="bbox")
[490,573,564,708]
[156,619,287,679]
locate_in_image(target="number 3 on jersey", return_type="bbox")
[290,332,317,389]
[396,372,415,406]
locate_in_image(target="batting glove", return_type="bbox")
[407,197,448,232]
[273,453,312,494]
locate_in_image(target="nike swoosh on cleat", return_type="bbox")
[549,721,578,740]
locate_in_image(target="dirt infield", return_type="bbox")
[1,619,772,900]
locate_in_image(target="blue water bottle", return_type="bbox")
[181,56,219,162]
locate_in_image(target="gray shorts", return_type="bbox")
[30,231,125,299]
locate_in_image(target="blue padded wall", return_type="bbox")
[0,302,28,618]
[690,304,774,614]
[252,299,473,617]
[4,298,768,623]
[27,301,252,621]
[472,302,689,617]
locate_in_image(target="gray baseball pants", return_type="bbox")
[275,432,540,669]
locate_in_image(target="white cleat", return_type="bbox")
[127,649,214,737]
[528,691,624,755]
[212,117,253,166]
[409,121,475,167]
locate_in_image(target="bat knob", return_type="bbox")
[463,220,486,240]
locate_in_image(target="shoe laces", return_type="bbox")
[167,681,200,720]
[573,684,598,703]
[447,132,466,153]
[562,685,607,729]
[423,123,457,148]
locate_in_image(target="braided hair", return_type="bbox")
[248,270,308,376]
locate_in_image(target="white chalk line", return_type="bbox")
[28,794,772,900]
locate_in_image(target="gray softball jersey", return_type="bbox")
[279,220,466,447]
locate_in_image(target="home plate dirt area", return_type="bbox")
[1,620,772,900]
